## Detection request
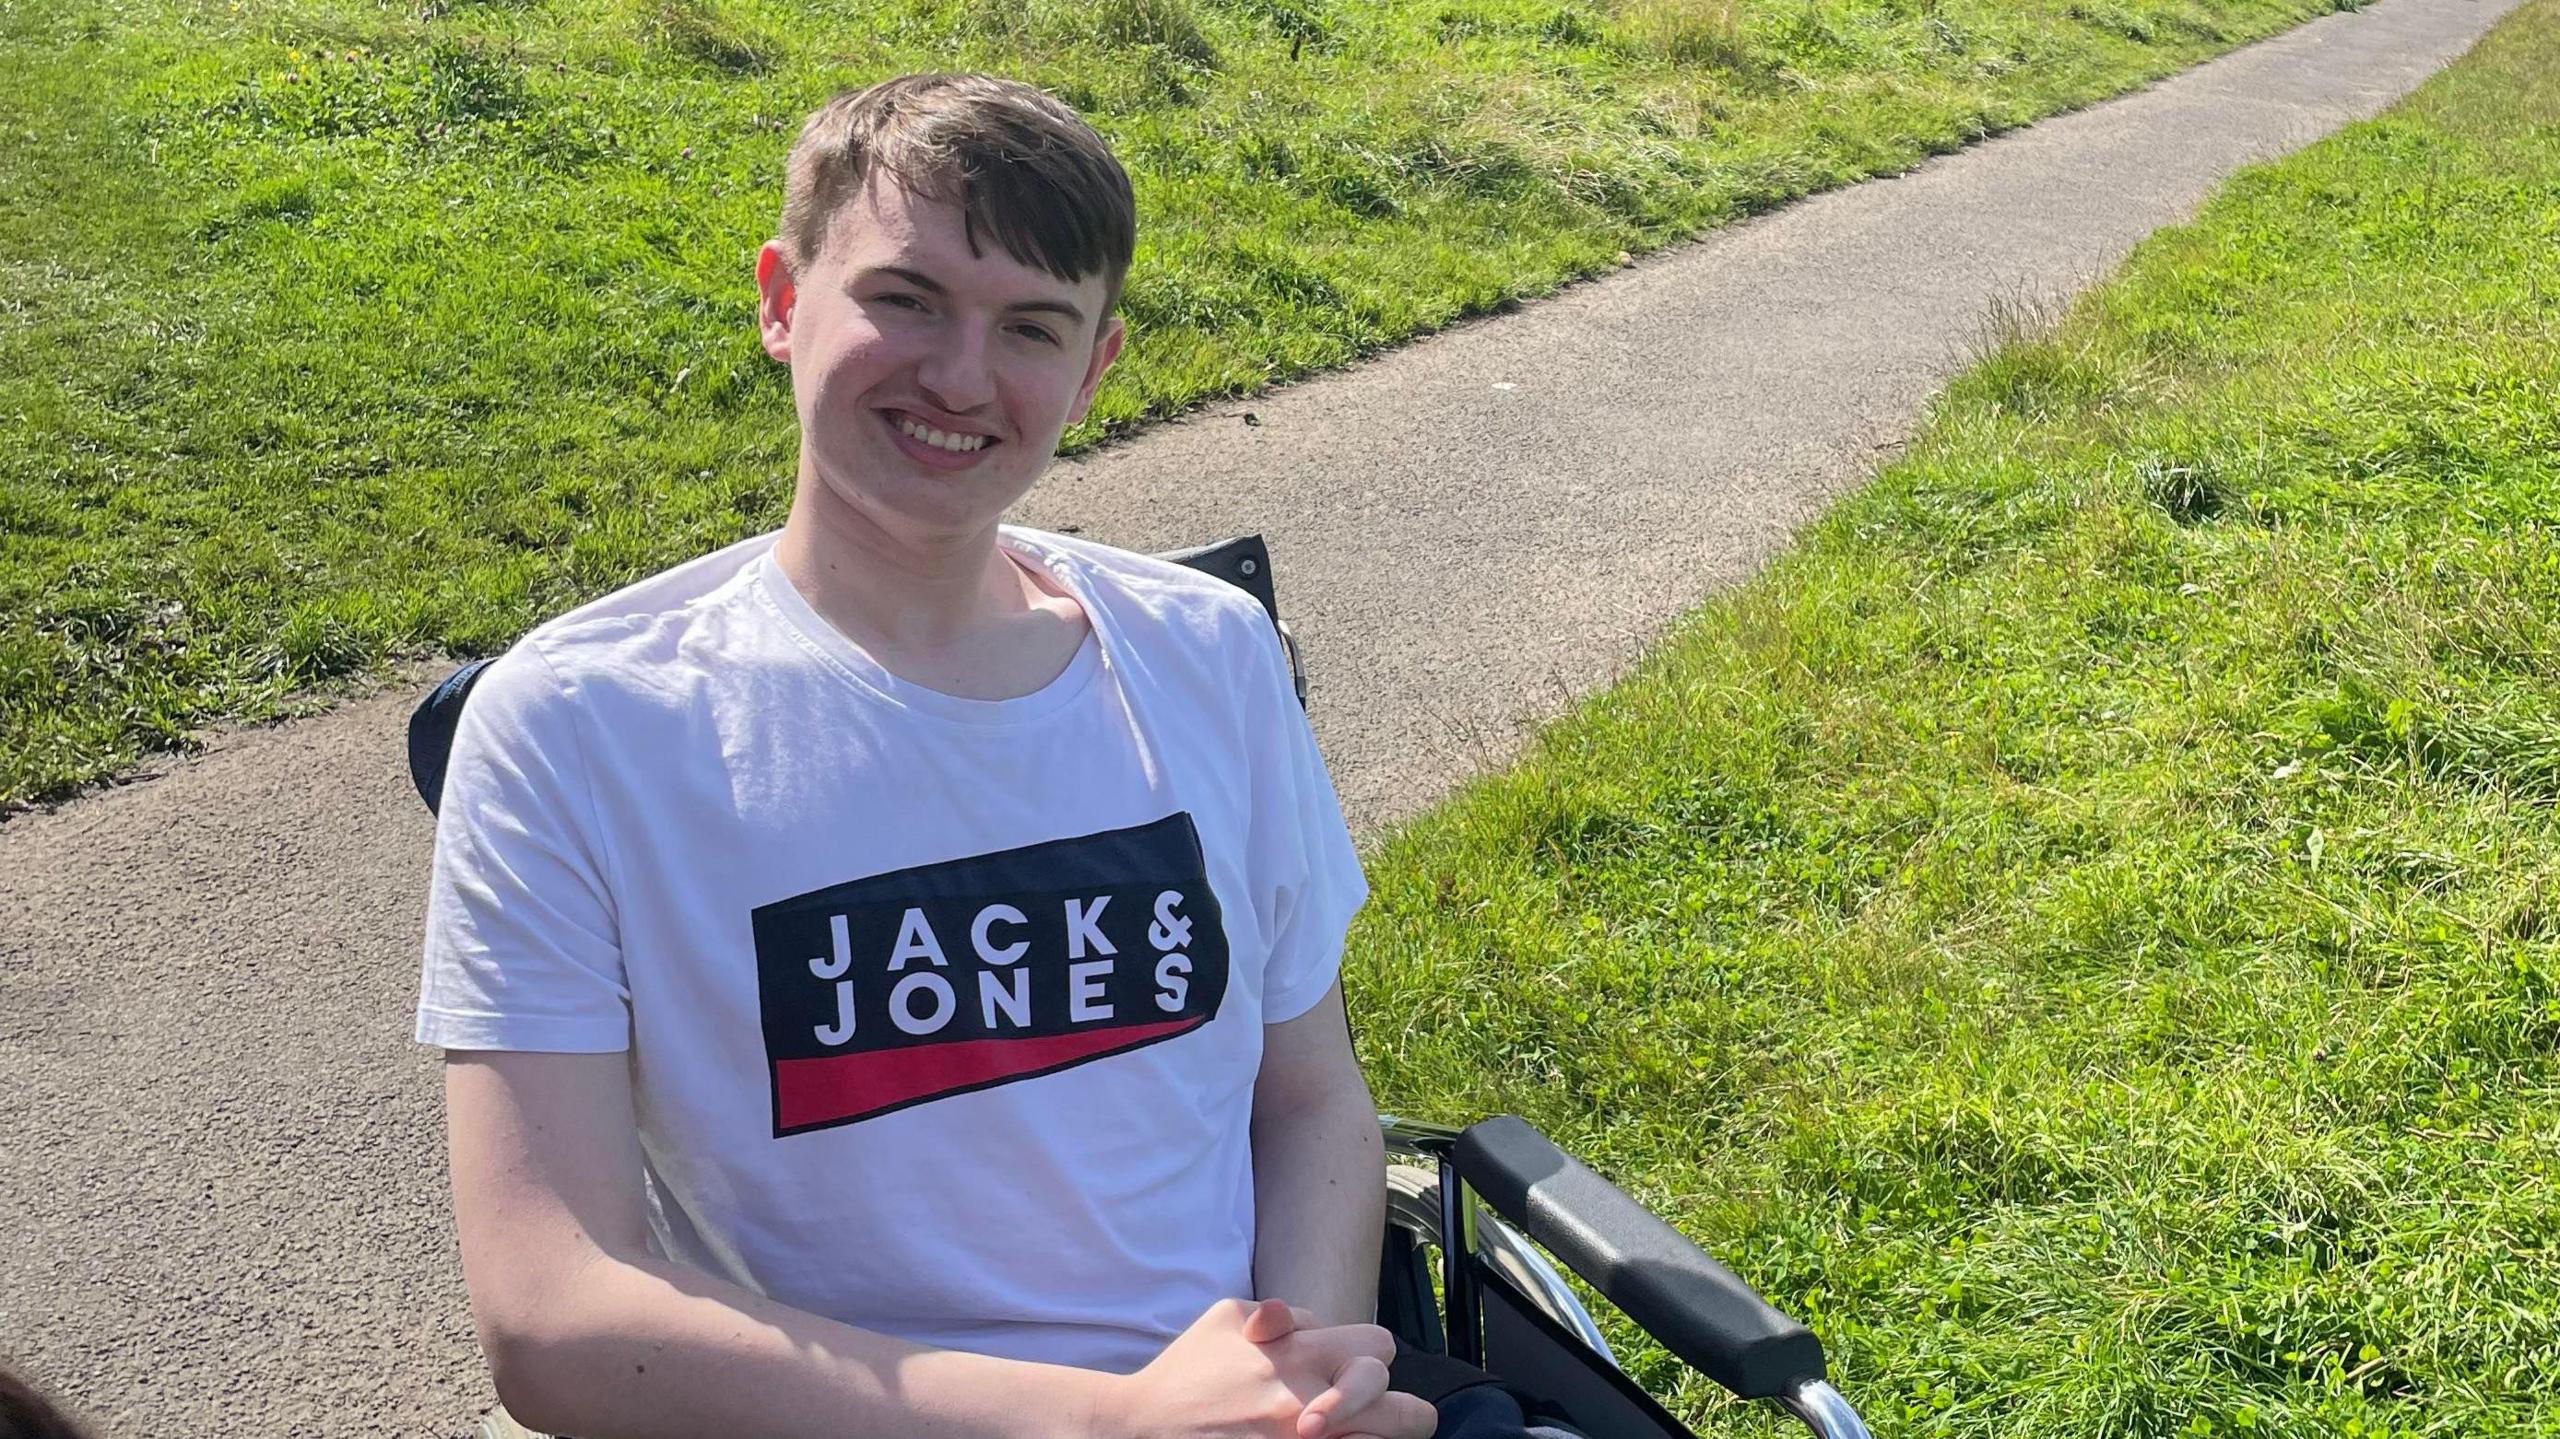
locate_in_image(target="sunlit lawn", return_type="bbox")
[1349,4,2560,1431]
[0,0,2359,806]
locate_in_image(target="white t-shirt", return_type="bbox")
[415,525,1368,1376]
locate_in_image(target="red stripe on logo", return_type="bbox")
[775,1017,1204,1130]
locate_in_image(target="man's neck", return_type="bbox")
[770,487,1089,701]
[774,502,1017,642]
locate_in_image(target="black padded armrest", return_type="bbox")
[1452,1114,1827,1401]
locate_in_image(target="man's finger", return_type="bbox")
[1324,1391,1437,1439]
[1297,1354,1391,1439]
[1288,1320,1396,1374]
[1239,1298,1296,1344]
[1242,1301,1325,1345]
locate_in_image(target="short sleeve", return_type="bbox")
[1246,618,1369,1024]
[414,643,632,1053]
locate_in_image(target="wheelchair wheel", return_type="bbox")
[1384,1163,1619,1366]
[1384,1161,1444,1238]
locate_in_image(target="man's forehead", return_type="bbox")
[829,175,957,260]
[830,175,1101,307]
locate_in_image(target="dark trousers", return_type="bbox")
[1431,1384,1589,1439]
[1390,1342,1589,1439]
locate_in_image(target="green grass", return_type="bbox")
[0,0,2364,808]
[1345,6,2560,1433]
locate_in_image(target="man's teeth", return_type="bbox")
[898,417,990,453]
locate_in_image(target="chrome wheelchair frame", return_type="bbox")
[1375,1115,1868,1439]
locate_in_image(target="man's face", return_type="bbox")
[756,171,1124,547]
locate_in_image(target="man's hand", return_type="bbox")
[1245,1301,1435,1439]
[1097,1299,1435,1439]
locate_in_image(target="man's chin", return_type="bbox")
[801,468,1030,548]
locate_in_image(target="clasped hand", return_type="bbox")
[1105,1297,1437,1439]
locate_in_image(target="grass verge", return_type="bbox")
[0,0,2363,807]
[1346,4,2559,1433]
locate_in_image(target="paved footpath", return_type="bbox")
[0,1,2522,1431]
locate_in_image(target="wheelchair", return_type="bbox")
[407,536,1872,1439]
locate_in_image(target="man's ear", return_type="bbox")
[1066,315,1126,428]
[755,241,796,363]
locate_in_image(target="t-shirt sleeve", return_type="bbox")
[414,643,632,1053]
[1246,616,1369,1024]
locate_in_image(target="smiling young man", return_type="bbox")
[415,75,1440,1439]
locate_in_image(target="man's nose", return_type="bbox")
[915,320,998,416]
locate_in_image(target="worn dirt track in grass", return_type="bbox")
[0,0,2524,1432]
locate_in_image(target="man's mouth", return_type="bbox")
[887,410,998,455]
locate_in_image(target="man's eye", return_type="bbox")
[877,293,926,310]
[1013,323,1059,345]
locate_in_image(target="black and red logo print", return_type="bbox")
[751,814,1231,1136]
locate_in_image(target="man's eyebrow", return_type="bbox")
[858,265,948,295]
[856,265,1086,327]
[1008,296,1088,326]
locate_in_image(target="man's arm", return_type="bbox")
[447,1049,1126,1439]
[451,1049,1419,1439]
[1248,981,1387,1328]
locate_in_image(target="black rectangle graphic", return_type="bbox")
[750,813,1230,1134]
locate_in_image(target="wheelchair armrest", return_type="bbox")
[1452,1114,1826,1402]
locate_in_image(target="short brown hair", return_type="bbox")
[778,74,1138,319]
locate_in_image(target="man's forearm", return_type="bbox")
[1249,1086,1387,1327]
[488,1246,1118,1439]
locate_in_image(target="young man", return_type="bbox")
[415,74,1437,1439]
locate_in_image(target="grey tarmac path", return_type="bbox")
[0,1,2522,1432]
